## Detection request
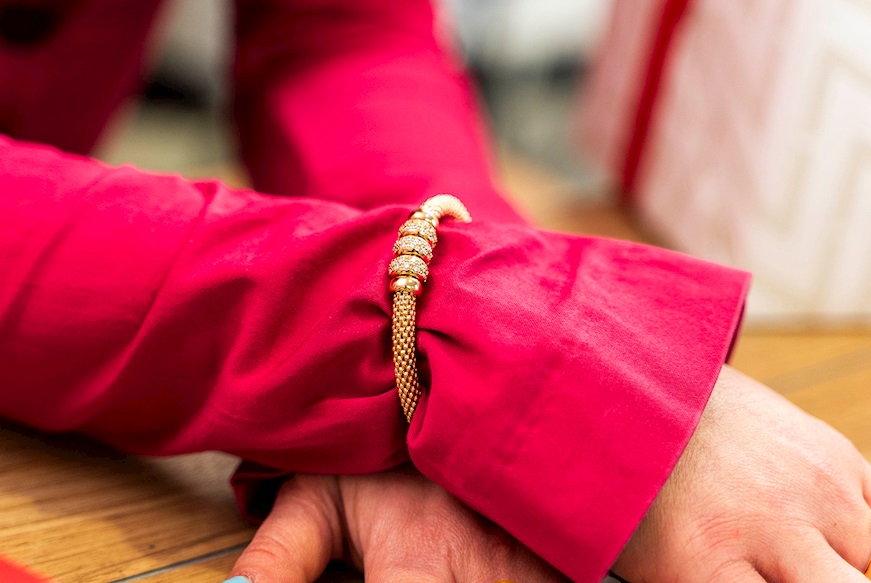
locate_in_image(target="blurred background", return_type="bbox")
[99,0,871,328]
[97,0,612,201]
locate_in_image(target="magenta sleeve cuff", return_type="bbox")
[230,218,750,582]
[409,223,750,582]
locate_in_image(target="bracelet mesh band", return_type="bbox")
[389,195,472,422]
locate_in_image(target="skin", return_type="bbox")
[228,366,871,582]
[613,365,871,582]
[227,467,570,583]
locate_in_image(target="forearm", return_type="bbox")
[0,136,409,470]
[233,0,523,224]
[0,136,749,582]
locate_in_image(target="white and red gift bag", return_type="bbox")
[582,0,871,322]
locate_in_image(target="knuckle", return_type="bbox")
[685,512,744,560]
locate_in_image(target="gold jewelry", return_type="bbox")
[389,195,471,422]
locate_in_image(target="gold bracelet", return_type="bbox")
[389,195,472,422]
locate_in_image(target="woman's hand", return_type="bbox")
[614,365,871,582]
[225,467,569,583]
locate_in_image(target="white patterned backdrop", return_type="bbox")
[585,0,871,323]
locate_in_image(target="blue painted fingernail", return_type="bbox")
[221,577,250,583]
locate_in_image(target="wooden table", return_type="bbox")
[3,163,870,582]
[0,426,250,582]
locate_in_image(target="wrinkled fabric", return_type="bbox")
[0,136,748,581]
[0,1,749,581]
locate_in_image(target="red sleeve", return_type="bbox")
[232,0,524,224]
[0,136,748,582]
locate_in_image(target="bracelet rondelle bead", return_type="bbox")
[390,276,423,296]
[409,210,439,227]
[398,219,437,247]
[393,235,433,263]
[388,255,429,281]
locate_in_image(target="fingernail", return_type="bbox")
[221,577,250,583]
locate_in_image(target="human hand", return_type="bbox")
[614,365,871,582]
[225,466,569,583]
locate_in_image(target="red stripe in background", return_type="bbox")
[0,556,53,583]
[621,0,693,202]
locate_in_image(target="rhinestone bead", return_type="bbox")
[393,235,433,263]
[399,219,437,246]
[388,255,429,281]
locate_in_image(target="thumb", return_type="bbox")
[226,475,341,583]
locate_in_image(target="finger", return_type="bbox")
[772,535,869,583]
[359,526,449,583]
[818,464,871,574]
[826,498,871,571]
[455,534,571,583]
[862,459,871,509]
[228,476,340,583]
[858,459,871,573]
[360,537,446,583]
[363,566,443,583]
[707,561,767,583]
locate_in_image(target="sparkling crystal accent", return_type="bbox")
[399,219,437,246]
[393,235,433,262]
[388,255,429,281]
